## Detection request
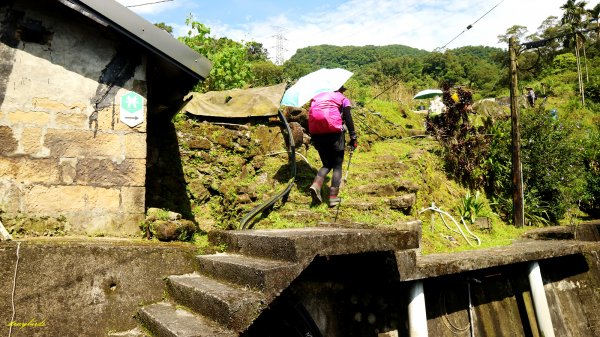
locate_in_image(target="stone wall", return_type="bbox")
[0,1,147,235]
[0,239,198,337]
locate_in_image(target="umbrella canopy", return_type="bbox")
[280,68,353,107]
[413,89,443,100]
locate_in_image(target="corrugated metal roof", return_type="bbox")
[58,0,212,80]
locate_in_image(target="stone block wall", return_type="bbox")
[0,1,147,235]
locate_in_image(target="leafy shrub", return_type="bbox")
[581,127,600,216]
[487,109,586,223]
[179,17,254,92]
[456,191,485,224]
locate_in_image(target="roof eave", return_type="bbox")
[58,0,211,80]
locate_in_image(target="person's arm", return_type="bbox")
[342,106,357,148]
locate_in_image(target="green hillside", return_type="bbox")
[142,5,600,254]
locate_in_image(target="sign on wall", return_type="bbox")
[119,91,145,127]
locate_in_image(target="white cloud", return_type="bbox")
[144,0,569,62]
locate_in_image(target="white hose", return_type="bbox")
[266,151,312,166]
[419,205,481,247]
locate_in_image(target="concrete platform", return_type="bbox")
[402,240,600,281]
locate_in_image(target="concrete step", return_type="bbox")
[107,327,150,337]
[138,302,236,337]
[209,226,420,262]
[166,273,266,332]
[197,253,302,295]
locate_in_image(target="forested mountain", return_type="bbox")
[287,44,429,72]
[283,44,507,96]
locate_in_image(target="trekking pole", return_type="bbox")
[334,198,342,223]
[343,146,355,184]
[335,146,354,223]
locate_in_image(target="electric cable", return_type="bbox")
[437,0,505,51]
[126,0,173,8]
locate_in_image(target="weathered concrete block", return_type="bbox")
[19,127,43,155]
[395,249,418,281]
[75,158,146,187]
[0,157,60,184]
[7,110,50,125]
[121,186,145,214]
[167,273,265,331]
[0,240,198,337]
[55,111,89,129]
[389,193,416,213]
[44,129,122,158]
[139,302,236,337]
[210,227,421,262]
[124,133,147,159]
[0,125,18,154]
[111,213,146,235]
[0,180,23,213]
[32,97,86,113]
[59,157,78,184]
[23,185,121,213]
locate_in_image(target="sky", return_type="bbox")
[115,0,578,62]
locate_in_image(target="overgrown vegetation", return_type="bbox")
[150,1,600,252]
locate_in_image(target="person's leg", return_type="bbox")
[310,146,333,204]
[328,150,345,207]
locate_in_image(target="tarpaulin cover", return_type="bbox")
[181,83,287,118]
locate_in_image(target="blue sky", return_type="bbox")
[115,0,572,62]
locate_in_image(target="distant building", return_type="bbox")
[0,0,211,235]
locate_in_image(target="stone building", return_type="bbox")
[0,0,211,235]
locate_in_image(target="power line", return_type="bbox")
[436,0,505,51]
[126,0,173,8]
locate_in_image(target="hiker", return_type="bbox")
[308,86,357,207]
[527,87,536,107]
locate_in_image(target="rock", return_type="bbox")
[389,193,416,214]
[154,219,196,241]
[146,208,182,221]
[214,133,235,149]
[283,106,308,129]
[355,184,396,197]
[188,137,212,150]
[288,122,304,148]
[394,180,420,193]
[188,181,211,203]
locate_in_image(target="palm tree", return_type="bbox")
[589,3,600,42]
[561,0,588,103]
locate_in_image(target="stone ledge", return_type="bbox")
[210,225,421,262]
[402,240,600,281]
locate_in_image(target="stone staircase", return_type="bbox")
[135,226,420,336]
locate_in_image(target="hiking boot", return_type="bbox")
[328,186,341,208]
[309,176,324,204]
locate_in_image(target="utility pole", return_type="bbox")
[509,37,524,227]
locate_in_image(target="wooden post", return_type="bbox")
[509,37,524,227]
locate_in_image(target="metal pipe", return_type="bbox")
[408,281,428,337]
[528,262,555,337]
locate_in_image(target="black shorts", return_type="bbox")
[312,132,345,169]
